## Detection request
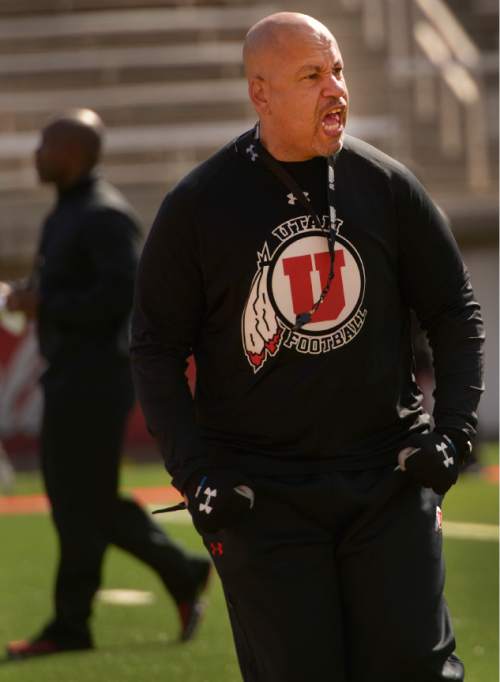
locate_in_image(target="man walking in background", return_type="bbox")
[131,12,484,682]
[4,109,210,660]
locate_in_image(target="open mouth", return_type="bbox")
[321,107,345,137]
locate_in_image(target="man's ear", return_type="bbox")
[248,77,270,115]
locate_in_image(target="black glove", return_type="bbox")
[183,469,255,533]
[400,431,471,495]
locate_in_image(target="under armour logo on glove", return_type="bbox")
[436,442,454,468]
[184,469,255,534]
[197,483,217,514]
[398,432,461,495]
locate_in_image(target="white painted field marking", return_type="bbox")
[97,589,155,605]
[443,521,499,542]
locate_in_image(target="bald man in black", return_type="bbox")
[5,110,211,659]
[131,12,482,682]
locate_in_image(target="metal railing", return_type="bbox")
[340,0,492,190]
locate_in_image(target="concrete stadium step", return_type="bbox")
[0,5,278,52]
[3,65,245,93]
[0,27,243,54]
[0,0,271,16]
[8,98,252,132]
[0,79,252,132]
[0,41,241,86]
[0,77,247,112]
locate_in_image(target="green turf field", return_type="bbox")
[0,445,497,682]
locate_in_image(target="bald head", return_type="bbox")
[243,12,336,80]
[35,108,105,189]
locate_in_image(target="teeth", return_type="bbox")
[323,110,342,121]
[322,114,343,132]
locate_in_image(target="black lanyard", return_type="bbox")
[251,124,339,330]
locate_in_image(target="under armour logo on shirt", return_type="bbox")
[436,441,454,468]
[328,163,335,191]
[199,487,217,514]
[246,144,258,162]
[287,191,310,205]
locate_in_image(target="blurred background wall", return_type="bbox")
[0,0,497,454]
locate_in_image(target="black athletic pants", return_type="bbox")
[40,367,198,642]
[202,466,464,682]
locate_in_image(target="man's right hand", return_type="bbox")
[183,469,255,534]
[397,432,463,495]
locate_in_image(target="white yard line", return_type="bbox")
[444,521,499,542]
[97,589,155,605]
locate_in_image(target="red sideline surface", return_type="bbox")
[0,486,182,516]
[484,464,500,484]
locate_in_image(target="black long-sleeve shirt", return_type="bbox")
[130,132,484,490]
[35,174,140,389]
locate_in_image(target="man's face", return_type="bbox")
[34,127,69,184]
[252,27,349,160]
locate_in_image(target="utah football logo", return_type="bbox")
[241,215,367,372]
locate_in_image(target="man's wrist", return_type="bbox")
[171,460,212,494]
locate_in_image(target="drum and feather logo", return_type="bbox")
[242,214,367,372]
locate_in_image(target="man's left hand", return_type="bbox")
[398,432,466,495]
[183,469,255,534]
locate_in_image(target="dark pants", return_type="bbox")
[40,367,197,642]
[202,467,464,682]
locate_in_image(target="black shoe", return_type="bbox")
[176,558,212,642]
[6,634,92,660]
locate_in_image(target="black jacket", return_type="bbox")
[131,132,484,489]
[35,174,140,390]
